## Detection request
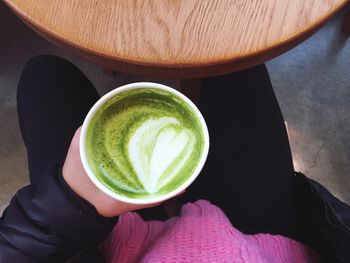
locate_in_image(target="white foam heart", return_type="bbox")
[128,117,195,193]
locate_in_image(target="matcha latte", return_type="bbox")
[81,83,209,204]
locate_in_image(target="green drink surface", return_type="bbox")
[85,88,205,199]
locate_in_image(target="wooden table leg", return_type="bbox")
[342,10,350,34]
[102,67,117,76]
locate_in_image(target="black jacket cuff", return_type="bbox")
[0,164,117,262]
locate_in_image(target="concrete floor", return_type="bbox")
[1,2,349,214]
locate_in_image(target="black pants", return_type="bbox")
[17,55,301,242]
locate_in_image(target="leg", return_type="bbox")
[181,65,301,241]
[17,55,100,185]
[17,55,167,220]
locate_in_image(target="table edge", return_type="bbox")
[3,0,349,78]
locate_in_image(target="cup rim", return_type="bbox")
[80,82,209,204]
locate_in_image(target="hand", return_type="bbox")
[62,127,160,218]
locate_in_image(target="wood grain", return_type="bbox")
[4,0,349,78]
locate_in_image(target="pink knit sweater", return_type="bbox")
[102,200,319,263]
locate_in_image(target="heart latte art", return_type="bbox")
[85,88,206,199]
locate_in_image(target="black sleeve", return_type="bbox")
[0,164,118,262]
[295,172,350,263]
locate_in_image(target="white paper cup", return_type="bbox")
[80,82,209,204]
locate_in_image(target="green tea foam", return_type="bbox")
[85,88,205,199]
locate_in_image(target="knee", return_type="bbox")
[17,55,77,100]
[22,55,74,74]
[18,55,80,89]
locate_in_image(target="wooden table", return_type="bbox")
[4,0,349,79]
